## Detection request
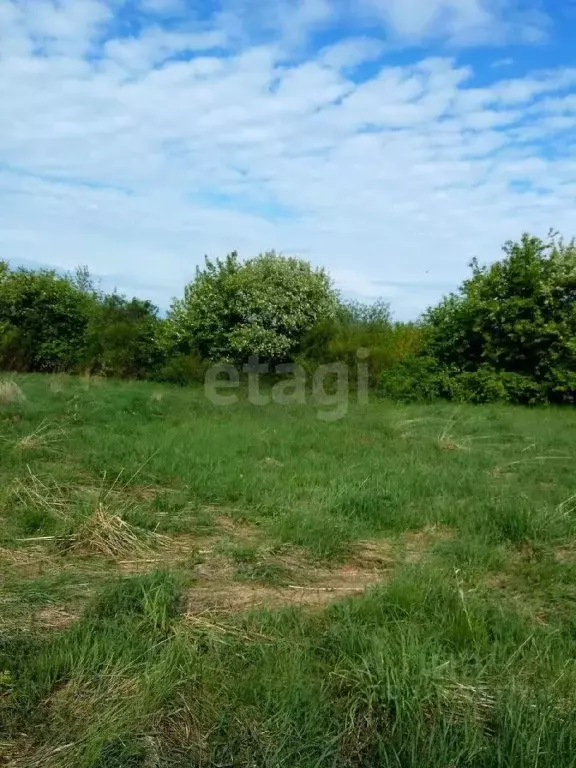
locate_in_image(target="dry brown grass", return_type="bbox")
[185,579,372,614]
[554,543,576,564]
[0,545,54,570]
[438,680,496,729]
[12,469,70,520]
[184,524,455,614]
[436,410,469,451]
[0,379,25,405]
[79,372,105,389]
[33,605,79,630]
[17,419,67,451]
[65,504,169,559]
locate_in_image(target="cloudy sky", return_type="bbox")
[1,0,575,318]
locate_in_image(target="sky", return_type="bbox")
[1,0,575,319]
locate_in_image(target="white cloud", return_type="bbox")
[318,37,385,70]
[0,0,574,318]
[104,27,226,73]
[363,0,490,39]
[3,0,112,56]
[359,0,550,45]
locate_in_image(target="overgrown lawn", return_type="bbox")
[1,374,576,766]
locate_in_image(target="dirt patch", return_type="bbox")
[402,525,454,563]
[553,544,576,564]
[186,565,381,614]
[185,537,391,613]
[185,526,455,614]
[483,570,552,624]
[114,516,260,573]
[3,521,456,625]
[354,538,395,566]
[33,605,79,630]
[0,546,59,577]
[214,514,259,539]
[0,603,79,634]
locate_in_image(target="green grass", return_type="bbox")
[1,373,576,766]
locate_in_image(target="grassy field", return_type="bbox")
[1,373,576,767]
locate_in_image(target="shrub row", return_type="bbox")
[2,231,575,404]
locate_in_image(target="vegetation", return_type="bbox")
[380,232,576,404]
[2,375,576,765]
[2,231,576,404]
[0,261,94,372]
[83,294,164,380]
[165,250,338,364]
[1,232,575,764]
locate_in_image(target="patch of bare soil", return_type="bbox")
[402,525,454,563]
[553,543,576,564]
[185,524,455,615]
[0,603,79,634]
[186,562,382,614]
[3,517,456,627]
[33,605,78,630]
[0,546,61,577]
[213,514,259,540]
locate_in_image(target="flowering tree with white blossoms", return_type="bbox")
[166,251,338,364]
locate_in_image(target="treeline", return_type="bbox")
[1,232,575,404]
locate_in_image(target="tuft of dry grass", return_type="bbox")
[0,545,53,569]
[437,407,470,451]
[66,504,169,558]
[12,469,69,520]
[0,379,25,405]
[17,419,67,451]
[10,459,171,562]
[438,680,496,729]
[79,372,105,389]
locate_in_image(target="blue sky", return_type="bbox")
[1,0,575,318]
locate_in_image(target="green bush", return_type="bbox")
[0,320,28,370]
[498,372,548,405]
[165,251,338,365]
[544,368,576,404]
[379,356,446,402]
[445,367,508,404]
[302,300,423,387]
[0,262,94,372]
[1,231,575,405]
[380,363,557,406]
[423,232,576,402]
[83,294,165,379]
[156,352,209,385]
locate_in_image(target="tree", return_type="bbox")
[0,264,94,372]
[72,265,98,296]
[166,251,338,364]
[84,294,164,378]
[423,232,576,402]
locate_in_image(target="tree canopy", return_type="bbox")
[166,251,338,364]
